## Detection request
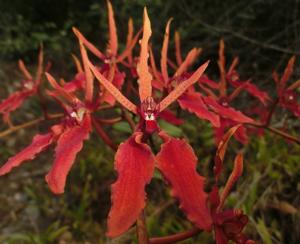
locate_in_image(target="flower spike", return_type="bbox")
[137,7,153,102]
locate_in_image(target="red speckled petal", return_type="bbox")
[0,133,54,176]
[156,134,212,230]
[137,8,153,102]
[178,91,220,127]
[46,115,91,194]
[159,61,209,112]
[107,133,155,237]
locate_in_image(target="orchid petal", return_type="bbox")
[156,134,212,230]
[88,60,137,114]
[203,96,253,123]
[159,61,209,112]
[0,133,54,176]
[137,8,153,102]
[107,0,118,56]
[178,91,220,127]
[175,48,202,78]
[214,124,241,181]
[280,56,296,88]
[46,115,91,194]
[107,133,155,237]
[79,41,94,102]
[72,27,106,60]
[174,31,183,65]
[161,19,172,83]
[0,90,35,122]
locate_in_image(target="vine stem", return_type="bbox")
[0,113,63,138]
[136,210,149,244]
[149,227,201,244]
[246,121,300,145]
[92,116,117,151]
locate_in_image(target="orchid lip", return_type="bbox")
[69,107,86,122]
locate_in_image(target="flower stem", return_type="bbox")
[0,113,63,138]
[136,210,149,244]
[92,117,117,151]
[149,227,201,244]
[246,122,300,145]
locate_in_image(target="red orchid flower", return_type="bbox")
[198,40,258,144]
[72,1,141,106]
[149,22,220,127]
[0,46,45,123]
[85,8,212,237]
[0,43,95,194]
[210,125,255,244]
[272,56,300,118]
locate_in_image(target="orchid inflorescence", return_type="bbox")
[0,1,299,243]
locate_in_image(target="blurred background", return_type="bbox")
[0,0,300,243]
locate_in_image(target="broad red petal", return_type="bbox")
[203,96,253,123]
[156,134,212,230]
[0,90,35,121]
[107,133,155,237]
[178,91,220,127]
[45,115,91,194]
[0,133,54,176]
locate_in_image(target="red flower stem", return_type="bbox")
[121,107,135,131]
[37,86,49,119]
[149,227,201,244]
[96,117,122,124]
[92,117,117,151]
[136,210,149,244]
[247,122,300,145]
[265,98,279,126]
[0,113,63,139]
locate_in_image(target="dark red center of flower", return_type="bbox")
[140,97,159,134]
[282,90,297,104]
[219,97,229,107]
[23,80,35,91]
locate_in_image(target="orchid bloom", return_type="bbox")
[0,46,45,123]
[198,40,264,144]
[0,42,95,194]
[85,8,212,237]
[72,0,141,106]
[210,125,254,244]
[149,22,220,127]
[272,56,300,118]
